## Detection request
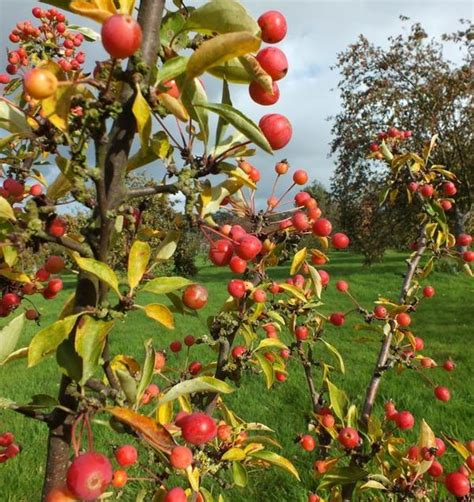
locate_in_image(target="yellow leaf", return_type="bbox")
[74,256,121,297]
[0,269,30,283]
[144,304,175,330]
[199,178,244,217]
[290,247,306,275]
[156,400,173,425]
[118,0,135,14]
[0,197,16,221]
[132,84,152,151]
[41,83,76,132]
[108,407,175,453]
[222,448,246,461]
[128,240,151,291]
[417,419,436,449]
[187,32,261,79]
[157,94,189,123]
[70,0,116,23]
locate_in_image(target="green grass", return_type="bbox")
[0,252,472,501]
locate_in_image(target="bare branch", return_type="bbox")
[126,183,179,199]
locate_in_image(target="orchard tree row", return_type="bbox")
[0,1,472,501]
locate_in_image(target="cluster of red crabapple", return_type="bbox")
[0,431,20,464]
[0,176,68,318]
[0,7,85,86]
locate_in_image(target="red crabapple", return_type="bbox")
[164,487,187,502]
[256,47,288,81]
[170,446,193,469]
[336,280,348,293]
[338,427,359,449]
[23,68,58,99]
[312,218,332,237]
[422,286,435,298]
[180,412,217,445]
[295,326,308,341]
[115,445,138,467]
[331,233,350,249]
[249,80,280,105]
[257,11,287,43]
[395,312,411,327]
[329,312,345,327]
[208,240,233,266]
[66,452,113,501]
[259,114,292,150]
[456,233,472,247]
[235,235,262,260]
[101,14,142,59]
[442,181,457,196]
[395,411,415,430]
[300,435,316,451]
[444,472,470,497]
[112,470,128,488]
[293,170,308,185]
[182,284,208,310]
[227,279,246,298]
[434,386,450,402]
[169,341,182,353]
[229,256,247,274]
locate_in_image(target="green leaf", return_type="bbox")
[132,84,152,151]
[156,56,189,86]
[67,24,101,41]
[277,283,307,302]
[178,77,209,143]
[307,265,322,299]
[56,338,82,382]
[75,316,114,385]
[290,247,306,275]
[187,32,260,81]
[207,59,254,83]
[0,99,31,133]
[28,314,81,367]
[199,178,244,217]
[326,379,349,423]
[160,10,188,50]
[74,256,121,297]
[144,304,175,330]
[0,197,16,221]
[143,276,194,295]
[128,240,151,291]
[157,376,234,406]
[249,451,300,480]
[136,339,155,406]
[319,466,368,491]
[215,79,232,148]
[28,394,58,408]
[155,230,181,261]
[232,461,248,487]
[320,338,345,374]
[254,352,274,389]
[0,314,25,364]
[360,480,388,491]
[116,368,138,404]
[222,448,246,461]
[255,338,287,351]
[196,102,272,154]
[183,0,259,35]
[346,404,358,430]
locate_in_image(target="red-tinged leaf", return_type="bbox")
[107,407,175,453]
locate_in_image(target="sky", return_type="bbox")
[0,0,472,209]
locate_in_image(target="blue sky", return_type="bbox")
[1,0,471,208]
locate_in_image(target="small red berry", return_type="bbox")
[115,445,138,467]
[329,312,345,327]
[336,280,349,293]
[300,435,316,451]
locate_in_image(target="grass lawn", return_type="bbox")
[0,251,472,501]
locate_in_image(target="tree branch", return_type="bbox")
[360,227,427,429]
[126,183,178,199]
[36,232,93,258]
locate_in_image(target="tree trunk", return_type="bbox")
[41,1,165,498]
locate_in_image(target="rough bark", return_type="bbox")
[41,1,165,498]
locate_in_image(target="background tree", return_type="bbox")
[330,18,473,261]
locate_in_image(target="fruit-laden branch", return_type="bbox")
[297,345,320,413]
[360,228,427,429]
